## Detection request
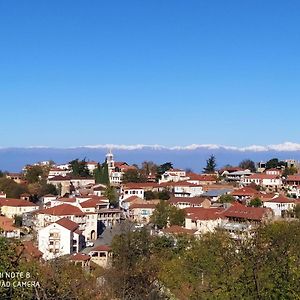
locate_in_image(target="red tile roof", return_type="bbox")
[70,253,91,261]
[0,198,38,207]
[247,174,280,180]
[159,181,202,188]
[187,173,217,181]
[185,207,224,220]
[123,182,159,189]
[161,225,196,235]
[80,197,108,208]
[0,216,17,232]
[91,245,111,252]
[130,203,157,209]
[264,195,295,204]
[37,204,85,216]
[286,175,300,181]
[122,196,143,203]
[56,217,79,231]
[57,197,77,203]
[231,187,258,197]
[223,203,271,221]
[169,197,208,205]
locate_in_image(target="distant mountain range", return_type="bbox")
[1,142,300,172]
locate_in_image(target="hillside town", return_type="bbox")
[1,152,300,298]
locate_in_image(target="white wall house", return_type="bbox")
[242,174,282,189]
[48,168,70,179]
[159,169,188,184]
[38,218,84,260]
[119,185,145,203]
[173,182,203,197]
[34,203,97,241]
[0,198,39,219]
[184,207,224,234]
[263,195,296,217]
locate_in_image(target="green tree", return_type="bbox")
[203,155,217,173]
[249,197,263,207]
[93,163,103,183]
[69,158,90,177]
[157,162,173,176]
[151,201,185,229]
[141,161,158,177]
[0,178,29,198]
[104,186,118,207]
[169,206,186,226]
[99,160,110,185]
[25,165,44,183]
[218,194,235,203]
[122,169,147,183]
[157,190,171,200]
[14,215,23,227]
[239,159,256,172]
[108,226,166,299]
[283,166,298,177]
[294,204,300,219]
[144,190,157,200]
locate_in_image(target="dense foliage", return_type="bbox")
[103,221,300,300]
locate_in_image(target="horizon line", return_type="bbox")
[1,141,300,152]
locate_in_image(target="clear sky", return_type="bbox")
[1,0,300,148]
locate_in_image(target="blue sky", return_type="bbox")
[1,0,300,147]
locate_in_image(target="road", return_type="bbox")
[81,221,125,254]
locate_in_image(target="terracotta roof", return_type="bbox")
[0,198,38,207]
[169,197,208,205]
[70,253,91,261]
[56,217,79,231]
[130,203,157,209]
[37,204,85,216]
[219,167,243,173]
[80,197,108,208]
[187,173,217,181]
[123,182,159,189]
[264,195,295,204]
[0,216,17,232]
[98,208,122,213]
[48,175,71,181]
[43,194,56,197]
[57,197,77,203]
[159,181,202,188]
[161,225,196,235]
[231,187,258,197]
[86,161,98,165]
[91,245,111,252]
[286,175,300,181]
[247,174,280,180]
[223,203,271,221]
[122,196,143,203]
[185,207,224,220]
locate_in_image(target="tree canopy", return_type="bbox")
[239,159,256,172]
[69,159,91,177]
[203,155,217,173]
[151,201,186,229]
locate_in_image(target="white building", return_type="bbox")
[34,203,98,241]
[263,195,296,217]
[0,198,39,219]
[38,218,84,260]
[48,167,71,179]
[184,207,224,234]
[159,169,188,184]
[242,174,282,189]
